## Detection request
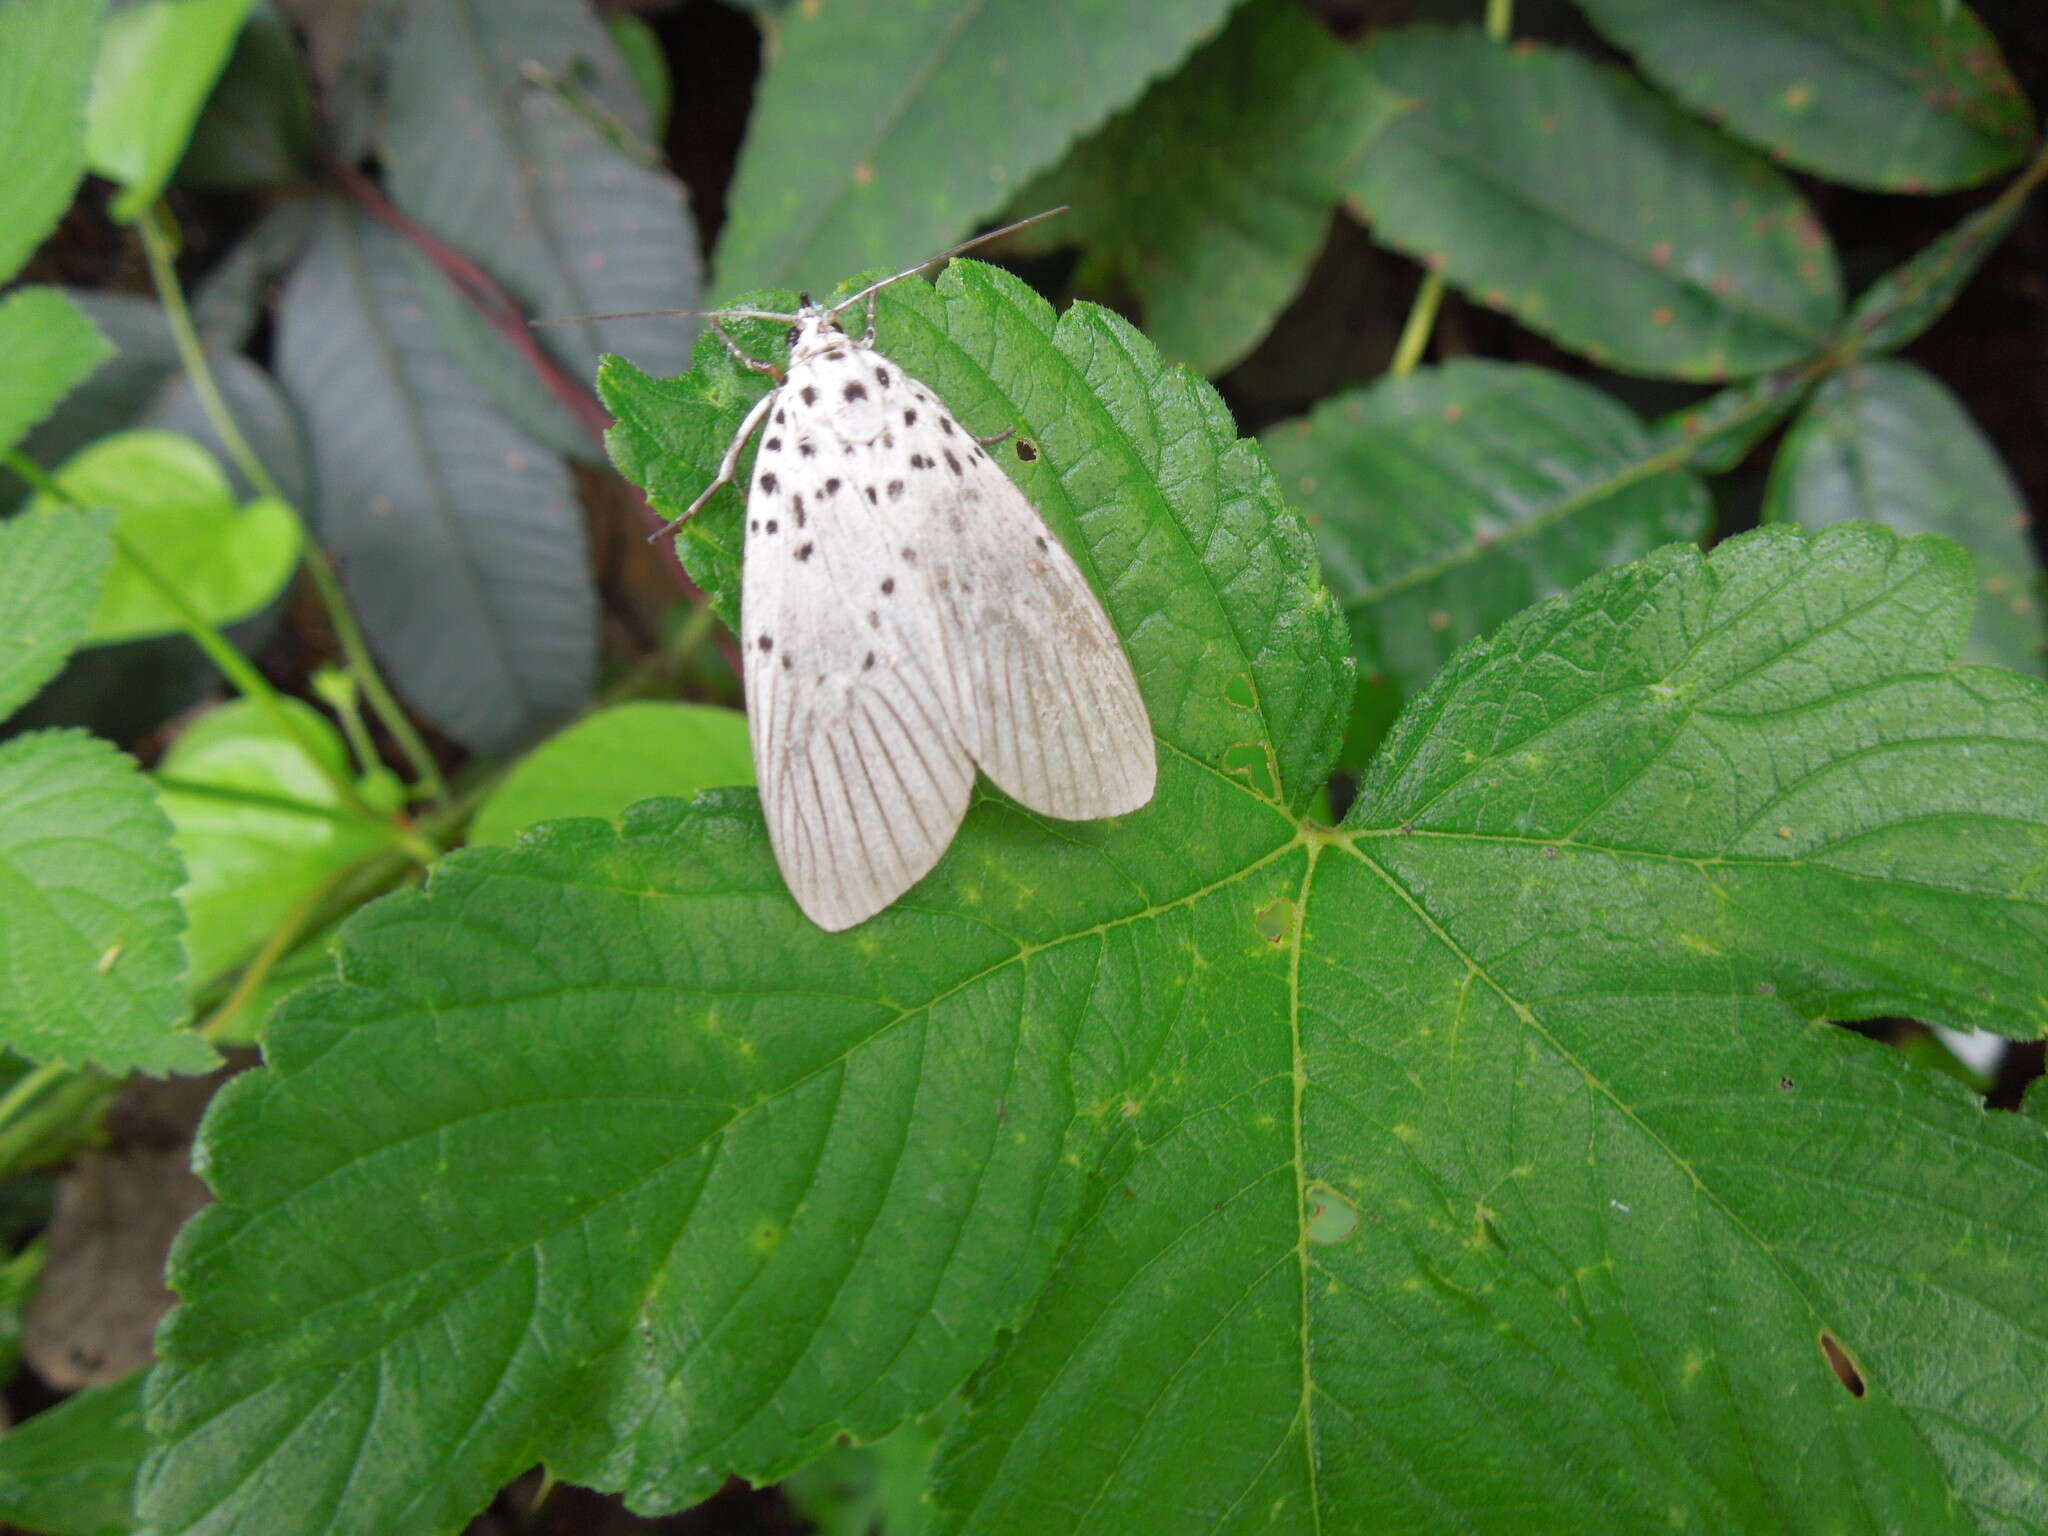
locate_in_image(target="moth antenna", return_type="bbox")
[827,206,1068,320]
[529,306,801,328]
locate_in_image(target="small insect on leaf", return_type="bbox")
[630,212,1156,931]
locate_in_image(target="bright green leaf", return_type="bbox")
[0,509,114,722]
[1847,193,2025,356]
[1263,360,1710,764]
[468,701,753,847]
[26,430,300,644]
[1013,0,1401,375]
[0,1372,147,1536]
[0,731,210,1076]
[84,0,259,221]
[1575,0,2035,192]
[0,0,103,283]
[176,1,319,192]
[0,288,114,459]
[156,698,403,989]
[1349,28,1843,379]
[1766,360,2044,673]
[140,267,2048,1532]
[935,525,2048,1534]
[712,0,1244,296]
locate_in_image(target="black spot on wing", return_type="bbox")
[843,380,867,402]
[758,472,778,493]
[801,386,817,405]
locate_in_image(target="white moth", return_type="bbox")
[649,218,1155,931]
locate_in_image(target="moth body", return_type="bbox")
[734,305,1154,931]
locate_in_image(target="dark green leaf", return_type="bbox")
[1650,365,1813,474]
[0,1373,147,1536]
[371,0,701,383]
[1349,27,1843,378]
[1766,359,2043,673]
[275,202,595,755]
[1847,192,2025,355]
[1263,360,1710,764]
[0,731,210,1076]
[712,0,1244,296]
[175,0,317,191]
[83,0,259,221]
[0,0,103,283]
[467,701,753,846]
[397,240,599,464]
[1575,0,2035,192]
[0,511,113,722]
[187,202,319,352]
[1013,0,1401,375]
[0,288,113,459]
[936,524,2048,1533]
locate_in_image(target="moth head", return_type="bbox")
[785,298,847,362]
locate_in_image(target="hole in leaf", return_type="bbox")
[1819,1332,1865,1397]
[1220,742,1276,799]
[1014,437,1039,462]
[1222,672,1257,710]
[1253,896,1295,946]
[1304,1182,1360,1246]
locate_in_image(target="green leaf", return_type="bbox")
[1650,365,1813,475]
[1574,0,2035,193]
[0,731,210,1076]
[1349,27,1843,379]
[275,203,594,755]
[145,494,2048,1530]
[1012,0,1401,376]
[712,0,1244,296]
[6,292,312,518]
[187,202,319,352]
[0,1373,147,1536]
[1847,192,2025,355]
[0,510,114,723]
[1766,360,2043,674]
[25,430,301,645]
[397,240,599,465]
[1262,360,1710,765]
[936,525,2048,1534]
[467,701,753,847]
[141,262,1351,1535]
[83,0,259,222]
[176,1,319,192]
[156,699,403,989]
[143,274,2048,1531]
[606,13,670,144]
[0,288,113,462]
[370,0,702,384]
[0,0,104,284]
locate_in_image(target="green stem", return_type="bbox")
[136,204,452,806]
[7,446,387,824]
[0,1063,66,1136]
[1388,274,1445,378]
[1387,0,1514,378]
[154,773,398,832]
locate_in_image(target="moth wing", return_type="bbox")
[742,390,975,932]
[889,400,1155,820]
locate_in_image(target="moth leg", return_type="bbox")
[859,291,878,347]
[646,387,778,543]
[711,317,781,377]
[973,426,1017,448]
